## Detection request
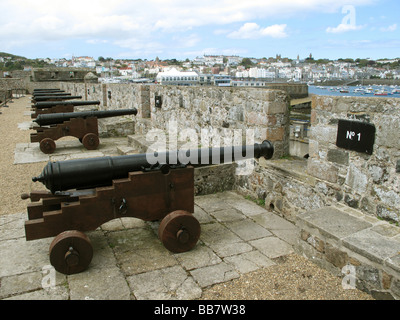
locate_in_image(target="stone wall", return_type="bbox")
[31,68,93,83]
[263,83,308,99]
[26,81,62,93]
[237,95,400,224]
[146,86,289,158]
[0,78,25,92]
[58,82,290,159]
[309,95,400,222]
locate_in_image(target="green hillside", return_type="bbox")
[0,52,50,71]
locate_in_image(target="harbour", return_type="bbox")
[309,84,400,98]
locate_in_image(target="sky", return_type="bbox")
[0,0,399,61]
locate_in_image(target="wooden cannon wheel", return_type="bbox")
[158,210,201,253]
[39,138,56,154]
[82,133,99,150]
[49,230,93,275]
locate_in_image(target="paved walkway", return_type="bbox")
[0,191,298,300]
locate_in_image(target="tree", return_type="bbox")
[240,58,254,68]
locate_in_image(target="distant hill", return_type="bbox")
[0,52,50,71]
[0,52,26,59]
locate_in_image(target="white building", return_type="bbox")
[119,67,133,76]
[156,68,199,86]
[204,55,224,66]
[235,70,249,78]
[248,67,275,79]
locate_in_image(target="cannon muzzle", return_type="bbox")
[32,141,274,193]
[33,108,138,126]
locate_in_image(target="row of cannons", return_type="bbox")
[30,88,137,154]
[23,89,275,275]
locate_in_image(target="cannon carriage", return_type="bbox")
[30,108,137,153]
[22,142,274,275]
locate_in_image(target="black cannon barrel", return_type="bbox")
[33,92,70,97]
[32,94,70,99]
[33,95,82,102]
[32,141,274,193]
[34,100,101,109]
[33,108,138,126]
[33,89,63,92]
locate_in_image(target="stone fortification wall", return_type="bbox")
[146,86,289,158]
[58,82,290,158]
[309,95,400,221]
[263,83,308,99]
[26,81,62,93]
[238,95,400,224]
[0,78,25,92]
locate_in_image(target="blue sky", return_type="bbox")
[0,0,399,60]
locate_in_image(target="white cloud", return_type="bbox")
[326,23,365,33]
[380,23,397,32]
[228,23,288,39]
[0,0,376,55]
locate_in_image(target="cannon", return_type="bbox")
[33,89,64,93]
[33,92,70,97]
[32,95,82,102]
[22,141,274,274]
[31,100,101,118]
[33,100,100,109]
[30,108,137,153]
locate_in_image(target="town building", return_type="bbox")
[156,68,199,86]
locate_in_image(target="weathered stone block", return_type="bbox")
[368,165,388,184]
[306,234,325,253]
[355,265,381,293]
[325,244,348,268]
[310,109,317,125]
[376,205,399,222]
[373,186,400,209]
[344,193,359,208]
[327,149,349,166]
[309,124,337,143]
[307,159,338,183]
[246,111,268,126]
[300,229,310,241]
[190,262,239,288]
[265,127,285,142]
[345,164,367,194]
[375,115,400,148]
[343,229,400,264]
[382,272,393,290]
[391,278,400,298]
[298,207,372,241]
[264,101,288,115]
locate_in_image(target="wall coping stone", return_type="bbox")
[296,205,400,299]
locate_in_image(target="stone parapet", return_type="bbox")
[308,95,400,222]
[296,206,400,300]
[57,82,290,159]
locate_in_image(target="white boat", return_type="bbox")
[374,90,388,96]
[364,87,374,94]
